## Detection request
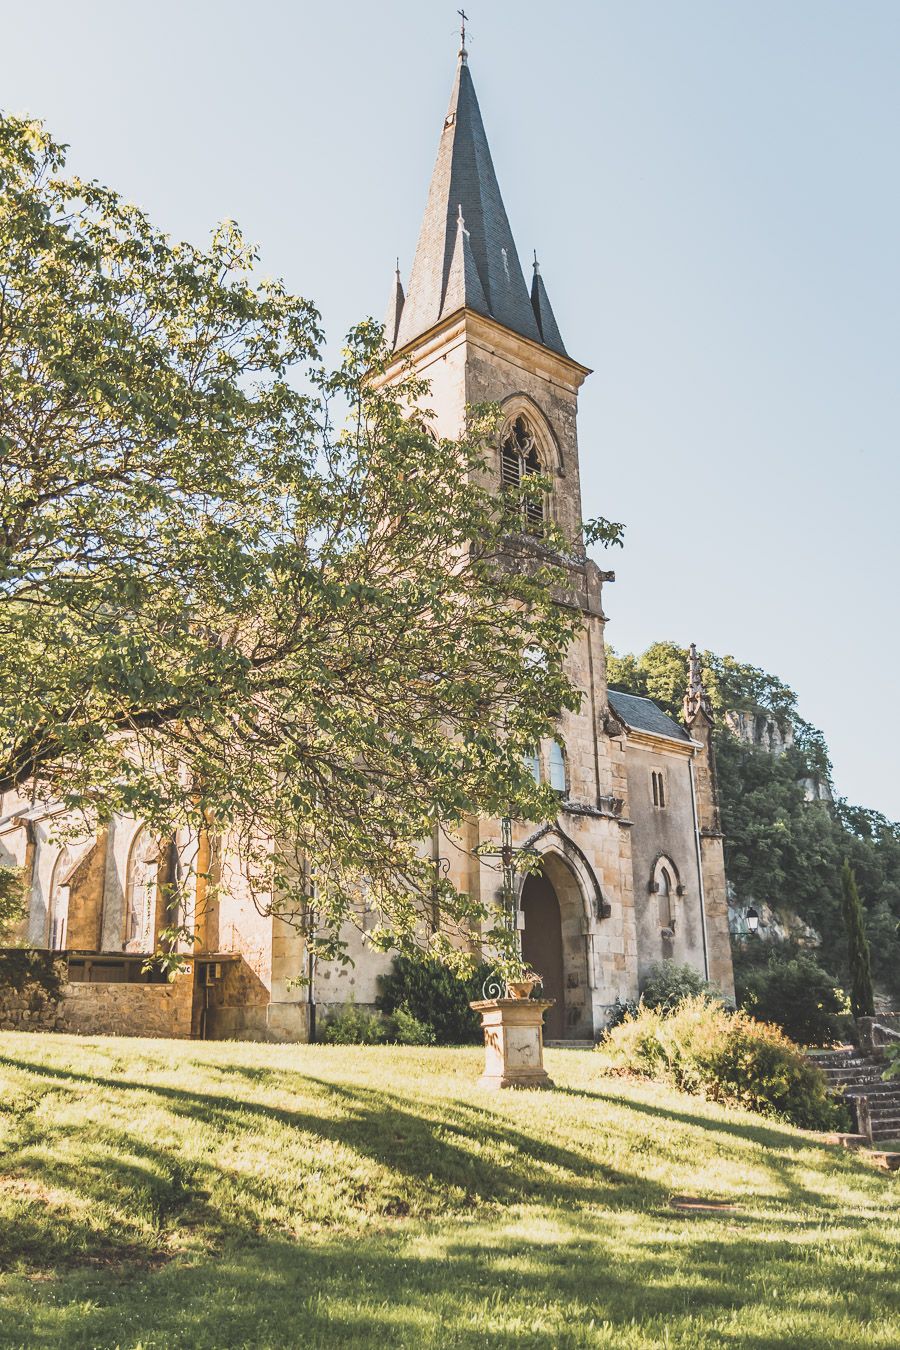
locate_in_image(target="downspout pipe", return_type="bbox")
[689,752,710,981]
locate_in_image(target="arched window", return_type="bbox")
[548,741,567,794]
[657,867,673,930]
[651,855,681,935]
[124,826,159,953]
[47,848,72,951]
[501,416,545,534]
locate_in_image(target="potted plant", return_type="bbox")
[506,971,542,1000]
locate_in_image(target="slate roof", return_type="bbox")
[391,55,566,356]
[607,690,692,743]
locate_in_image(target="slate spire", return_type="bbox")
[393,53,547,352]
[383,260,405,349]
[530,253,567,356]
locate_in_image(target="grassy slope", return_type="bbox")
[0,1035,896,1350]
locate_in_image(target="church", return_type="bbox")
[0,48,734,1042]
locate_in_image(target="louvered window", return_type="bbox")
[500,416,545,534]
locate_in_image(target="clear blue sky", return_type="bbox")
[3,1,898,816]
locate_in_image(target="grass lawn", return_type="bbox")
[0,1033,897,1349]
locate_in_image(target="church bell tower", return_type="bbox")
[380,45,645,1038]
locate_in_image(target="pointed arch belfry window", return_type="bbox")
[501,416,545,535]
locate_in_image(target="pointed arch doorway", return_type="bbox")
[521,872,566,1040]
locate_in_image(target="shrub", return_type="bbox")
[884,1044,900,1083]
[736,952,850,1047]
[389,1005,436,1046]
[605,997,639,1031]
[376,956,494,1045]
[319,998,437,1046]
[320,1000,387,1045]
[640,960,724,1012]
[598,996,848,1131]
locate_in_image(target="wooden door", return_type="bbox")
[521,874,565,1039]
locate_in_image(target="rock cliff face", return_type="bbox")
[725,710,793,755]
[725,712,832,802]
[727,886,821,948]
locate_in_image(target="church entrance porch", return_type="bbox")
[520,857,593,1041]
[521,875,564,1039]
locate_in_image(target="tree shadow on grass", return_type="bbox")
[554,1081,881,1217]
[8,1215,900,1350]
[1,1053,898,1348]
[1,1053,883,1244]
[0,1054,671,1235]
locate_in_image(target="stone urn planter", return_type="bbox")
[469,992,555,1089]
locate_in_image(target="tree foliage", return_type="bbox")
[0,867,26,944]
[841,861,875,1020]
[0,113,583,973]
[608,641,900,991]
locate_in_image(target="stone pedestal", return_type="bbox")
[469,998,555,1089]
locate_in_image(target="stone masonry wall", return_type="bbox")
[204,957,269,1040]
[0,965,194,1038]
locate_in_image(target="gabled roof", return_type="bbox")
[607,689,692,743]
[392,54,565,355]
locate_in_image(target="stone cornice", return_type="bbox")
[622,728,701,757]
[383,308,592,392]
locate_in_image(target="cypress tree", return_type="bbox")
[841,860,875,1020]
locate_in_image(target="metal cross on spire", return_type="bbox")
[457,8,468,57]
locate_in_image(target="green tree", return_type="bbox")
[0,113,584,974]
[840,861,875,1020]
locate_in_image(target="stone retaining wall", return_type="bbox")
[858,1014,900,1056]
[0,965,193,1038]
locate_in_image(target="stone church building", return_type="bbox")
[0,51,733,1041]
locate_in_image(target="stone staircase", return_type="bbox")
[811,1047,900,1145]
